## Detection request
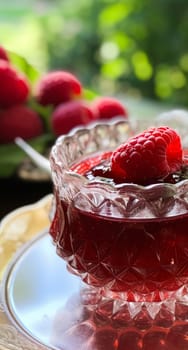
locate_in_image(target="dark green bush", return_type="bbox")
[38,0,188,106]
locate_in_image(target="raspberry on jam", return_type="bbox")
[50,122,188,302]
[74,126,184,186]
[110,126,183,185]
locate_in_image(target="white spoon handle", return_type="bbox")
[15,137,51,176]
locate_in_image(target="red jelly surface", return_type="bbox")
[50,154,188,300]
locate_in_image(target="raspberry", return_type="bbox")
[0,46,9,61]
[92,97,128,120]
[51,100,97,136]
[35,70,82,107]
[0,105,43,143]
[0,60,29,107]
[111,126,183,184]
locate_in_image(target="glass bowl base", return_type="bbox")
[2,232,188,350]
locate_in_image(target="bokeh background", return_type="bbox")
[1,0,188,107]
[1,1,188,219]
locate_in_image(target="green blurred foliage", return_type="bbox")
[1,0,188,106]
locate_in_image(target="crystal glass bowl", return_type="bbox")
[49,119,188,303]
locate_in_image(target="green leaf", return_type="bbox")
[99,3,132,28]
[8,50,41,84]
[83,88,99,100]
[0,134,53,178]
[28,133,54,152]
[28,99,53,132]
[0,144,27,177]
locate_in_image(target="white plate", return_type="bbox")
[2,231,82,349]
[1,196,188,350]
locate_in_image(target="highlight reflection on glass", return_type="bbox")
[49,119,188,349]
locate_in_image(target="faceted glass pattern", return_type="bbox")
[50,119,188,302]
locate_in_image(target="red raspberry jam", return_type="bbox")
[50,152,188,301]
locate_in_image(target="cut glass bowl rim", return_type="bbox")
[50,117,188,194]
